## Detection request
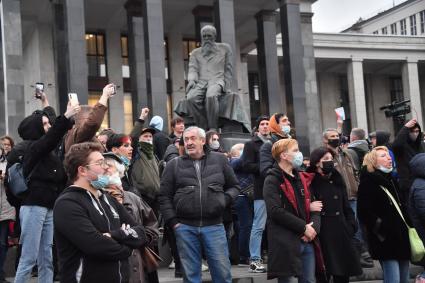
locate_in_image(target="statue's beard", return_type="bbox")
[201,41,216,56]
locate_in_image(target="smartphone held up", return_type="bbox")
[35,82,44,99]
[68,93,79,107]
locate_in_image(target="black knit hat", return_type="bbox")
[255,115,270,129]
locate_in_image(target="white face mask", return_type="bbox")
[144,140,153,145]
[108,172,122,186]
[378,165,393,174]
[210,141,220,150]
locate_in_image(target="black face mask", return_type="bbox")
[321,160,334,174]
[328,138,340,148]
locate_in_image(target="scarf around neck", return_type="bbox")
[139,142,154,160]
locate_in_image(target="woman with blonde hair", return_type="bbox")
[357,146,410,283]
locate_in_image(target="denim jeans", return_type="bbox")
[0,220,9,280]
[379,260,409,283]
[277,242,316,283]
[249,200,267,261]
[234,196,253,261]
[14,206,54,283]
[174,223,232,283]
[349,200,363,243]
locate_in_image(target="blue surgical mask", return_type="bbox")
[119,155,130,167]
[90,175,110,190]
[281,125,291,135]
[291,152,304,169]
[378,166,393,174]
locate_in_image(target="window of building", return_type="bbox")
[183,39,200,80]
[400,19,407,35]
[410,15,417,35]
[372,30,379,34]
[381,27,388,34]
[391,23,397,34]
[88,91,109,129]
[123,93,133,134]
[420,10,425,34]
[121,36,130,78]
[86,33,107,77]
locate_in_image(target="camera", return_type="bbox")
[380,100,411,120]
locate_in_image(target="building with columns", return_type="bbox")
[0,0,424,153]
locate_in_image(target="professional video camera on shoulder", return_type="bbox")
[380,100,411,120]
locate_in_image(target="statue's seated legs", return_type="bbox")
[186,84,221,130]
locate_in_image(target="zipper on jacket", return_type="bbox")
[194,160,203,226]
[118,260,122,283]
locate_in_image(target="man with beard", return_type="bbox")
[185,25,233,130]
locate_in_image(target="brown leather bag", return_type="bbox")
[141,246,163,272]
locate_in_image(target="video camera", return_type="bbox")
[380,100,411,120]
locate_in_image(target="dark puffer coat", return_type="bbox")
[357,169,410,260]
[311,171,362,277]
[409,153,425,245]
[159,151,240,229]
[263,165,320,279]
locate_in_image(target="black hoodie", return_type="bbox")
[393,124,425,204]
[17,109,72,208]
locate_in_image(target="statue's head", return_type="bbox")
[201,25,217,48]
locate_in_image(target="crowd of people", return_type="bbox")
[0,84,424,283]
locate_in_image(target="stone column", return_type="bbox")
[214,0,238,91]
[142,0,168,131]
[402,60,423,125]
[0,0,25,137]
[168,31,185,117]
[106,29,125,133]
[278,0,309,153]
[238,54,251,121]
[256,10,282,116]
[52,0,88,112]
[126,0,148,122]
[347,58,368,132]
[300,2,323,150]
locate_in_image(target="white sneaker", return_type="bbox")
[202,263,209,272]
[249,260,266,273]
[168,260,175,269]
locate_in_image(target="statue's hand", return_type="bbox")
[186,80,196,93]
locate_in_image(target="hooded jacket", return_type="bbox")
[409,153,425,245]
[54,186,147,283]
[346,140,369,171]
[392,124,425,202]
[17,109,72,208]
[150,116,170,160]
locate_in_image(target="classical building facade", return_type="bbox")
[1,0,424,152]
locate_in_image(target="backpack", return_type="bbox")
[5,141,39,199]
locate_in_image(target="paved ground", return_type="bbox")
[5,262,422,282]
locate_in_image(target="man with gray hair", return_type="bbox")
[346,128,369,171]
[159,126,240,283]
[185,25,233,130]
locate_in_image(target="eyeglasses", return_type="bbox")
[85,159,109,168]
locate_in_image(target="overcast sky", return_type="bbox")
[311,0,408,32]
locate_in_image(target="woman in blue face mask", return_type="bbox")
[263,138,323,283]
[308,147,362,283]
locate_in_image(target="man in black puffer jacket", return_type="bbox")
[13,102,80,283]
[159,126,240,283]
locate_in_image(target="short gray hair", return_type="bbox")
[183,126,206,139]
[351,128,366,140]
[323,128,338,139]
